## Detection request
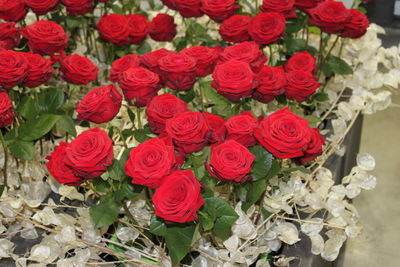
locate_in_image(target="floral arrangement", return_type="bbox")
[0,0,398,266]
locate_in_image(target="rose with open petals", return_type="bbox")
[140,49,172,72]
[181,46,219,77]
[203,113,226,144]
[248,12,286,45]
[225,111,258,147]
[253,65,286,103]
[161,0,178,10]
[0,0,27,22]
[285,51,316,73]
[0,22,20,50]
[0,91,14,127]
[60,54,98,85]
[61,0,94,16]
[23,53,54,88]
[125,137,176,188]
[298,128,325,164]
[127,14,148,44]
[174,0,203,18]
[285,70,320,102]
[340,9,369,39]
[108,54,141,83]
[294,0,324,10]
[260,0,296,18]
[148,14,177,42]
[0,50,28,89]
[219,15,251,43]
[200,0,239,23]
[25,0,58,16]
[152,170,203,223]
[96,14,131,46]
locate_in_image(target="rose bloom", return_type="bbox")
[0,91,14,127]
[148,14,177,42]
[0,22,20,50]
[253,65,286,103]
[140,49,172,72]
[285,70,320,102]
[285,51,316,73]
[108,54,141,83]
[203,113,226,144]
[298,128,325,164]
[125,137,176,188]
[0,0,27,22]
[225,111,258,147]
[60,54,99,85]
[25,0,59,16]
[127,14,148,44]
[76,84,122,124]
[152,170,203,223]
[254,107,311,158]
[61,0,94,16]
[146,93,189,134]
[207,140,255,183]
[161,0,178,10]
[340,9,370,39]
[96,14,131,46]
[219,15,251,43]
[165,111,210,155]
[23,53,54,88]
[181,46,219,77]
[248,12,286,46]
[260,0,296,18]
[294,0,324,10]
[200,0,239,23]
[0,50,28,89]
[174,0,203,18]
[65,128,113,179]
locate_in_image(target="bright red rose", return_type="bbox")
[60,54,98,85]
[65,128,113,179]
[148,14,177,42]
[125,137,176,188]
[285,70,320,102]
[200,0,239,23]
[158,53,197,91]
[140,48,172,72]
[212,60,256,102]
[181,46,219,77]
[285,51,316,73]
[25,0,59,15]
[219,41,267,73]
[203,113,226,144]
[219,15,251,43]
[152,170,204,223]
[260,0,296,18]
[127,14,148,44]
[298,128,325,164]
[0,91,14,127]
[207,140,255,183]
[61,0,94,16]
[248,12,286,45]
[0,0,27,22]
[96,14,131,46]
[225,111,258,147]
[294,0,324,10]
[161,0,178,10]
[23,53,54,88]
[108,54,141,83]
[76,84,122,124]
[165,111,209,155]
[0,22,20,50]
[146,93,189,134]
[253,65,286,103]
[0,50,28,89]
[46,142,83,186]
[254,107,311,158]
[340,9,369,39]
[174,0,203,18]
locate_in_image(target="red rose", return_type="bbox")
[118,67,161,107]
[25,0,59,16]
[260,0,296,18]
[140,48,172,72]
[206,140,255,183]
[108,54,141,83]
[60,54,98,85]
[146,93,189,134]
[65,128,113,179]
[294,0,324,10]
[225,111,257,147]
[158,53,197,91]
[0,22,20,50]
[212,60,256,102]
[61,0,94,16]
[0,91,14,127]
[200,0,239,23]
[96,14,131,46]
[21,20,68,56]
[161,0,179,10]
[165,111,209,155]
[285,51,316,73]
[219,15,251,43]
[248,12,286,45]
[285,70,320,102]
[0,0,27,22]
[298,128,325,164]
[254,107,311,158]
[340,9,369,39]
[219,41,267,73]
[125,137,176,188]
[148,14,177,42]
[174,0,203,18]
[253,65,286,103]
[152,170,204,223]
[307,1,352,34]
[23,53,54,88]
[0,50,28,89]
[127,14,148,44]
[203,113,226,144]
[46,142,83,186]
[76,84,122,124]
[181,46,219,77]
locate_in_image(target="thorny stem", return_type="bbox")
[0,131,8,189]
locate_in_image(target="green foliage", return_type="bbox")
[165,224,196,266]
[285,38,307,55]
[249,146,273,181]
[18,114,61,141]
[56,115,77,137]
[133,128,153,143]
[89,193,122,229]
[322,55,353,76]
[201,81,232,118]
[177,89,196,103]
[8,140,35,160]
[241,179,267,212]
[149,216,168,236]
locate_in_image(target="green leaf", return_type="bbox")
[265,159,281,180]
[281,166,311,174]
[66,17,82,30]
[107,159,126,181]
[149,215,168,236]
[137,41,152,55]
[177,89,195,103]
[165,224,196,266]
[285,38,307,54]
[111,4,125,14]
[0,185,5,197]
[313,92,329,102]
[249,146,273,181]
[285,18,304,35]
[8,140,35,160]
[199,211,214,231]
[92,178,109,193]
[323,55,353,76]
[126,106,136,124]
[201,81,232,118]
[242,179,267,212]
[305,115,321,128]
[56,115,77,137]
[90,194,121,229]
[133,128,152,143]
[114,183,141,202]
[17,96,38,120]
[18,114,61,141]
[173,37,187,51]
[38,88,64,113]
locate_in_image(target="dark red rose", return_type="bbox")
[174,0,203,18]
[206,140,255,183]
[25,0,59,16]
[211,46,224,54]
[152,170,203,223]
[219,15,251,43]
[146,93,189,134]
[0,50,28,89]
[127,14,148,44]
[125,137,176,188]
[181,46,219,77]
[158,53,197,91]
[254,107,311,158]
[294,0,324,10]
[148,14,177,42]
[61,0,94,16]
[285,51,316,73]
[340,9,369,39]
[0,22,20,50]
[76,84,122,124]
[298,128,325,164]
[248,12,286,45]
[65,128,113,179]
[203,113,226,144]
[21,20,68,56]
[200,0,239,23]
[60,54,98,85]
[140,48,172,72]
[260,0,296,18]
[96,14,131,46]
[212,60,256,102]
[219,41,267,73]
[161,0,178,10]
[0,0,27,22]
[46,142,83,186]
[23,53,54,88]
[307,1,352,34]
[98,0,109,2]
[0,91,14,127]
[225,111,257,147]
[285,70,320,102]
[252,65,286,103]
[165,111,209,155]
[108,54,141,83]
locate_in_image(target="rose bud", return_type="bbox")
[340,9,370,39]
[298,128,325,165]
[174,0,203,18]
[259,0,296,18]
[203,113,226,144]
[200,0,239,23]
[96,14,131,46]
[248,12,286,46]
[23,53,54,88]
[0,0,27,22]
[0,50,28,89]
[61,0,94,16]
[0,22,20,50]
[225,111,258,147]
[0,91,15,127]
[285,51,316,73]
[108,54,141,83]
[252,65,286,103]
[148,14,177,42]
[60,54,99,85]
[127,14,148,44]
[181,46,219,77]
[25,0,59,16]
[219,15,251,43]
[285,70,320,102]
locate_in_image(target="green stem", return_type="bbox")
[136,107,142,129]
[122,201,139,226]
[268,45,274,66]
[0,131,8,189]
[318,35,340,79]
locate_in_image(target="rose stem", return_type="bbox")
[0,131,8,189]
